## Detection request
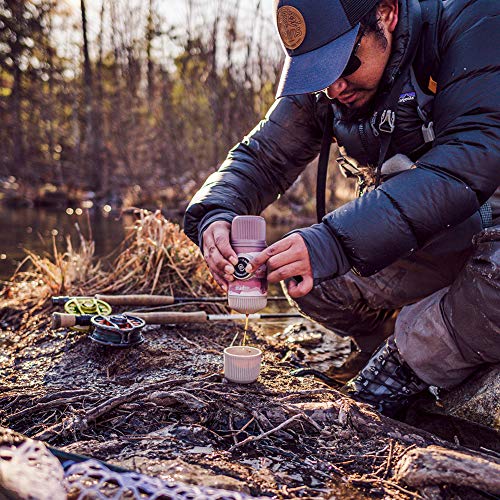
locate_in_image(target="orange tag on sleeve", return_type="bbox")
[428,76,437,94]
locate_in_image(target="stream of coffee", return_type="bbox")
[242,314,249,346]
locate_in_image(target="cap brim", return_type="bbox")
[276,24,360,98]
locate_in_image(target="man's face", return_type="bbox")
[323,1,398,112]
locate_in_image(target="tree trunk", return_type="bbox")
[9,2,26,177]
[11,65,25,176]
[45,6,63,186]
[95,0,108,197]
[80,0,100,192]
[146,0,155,107]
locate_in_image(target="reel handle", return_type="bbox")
[95,294,175,306]
[123,311,208,324]
[52,313,93,328]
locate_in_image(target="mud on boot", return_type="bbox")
[322,342,373,384]
[341,335,429,417]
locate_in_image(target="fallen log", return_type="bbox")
[439,365,500,431]
[395,445,500,494]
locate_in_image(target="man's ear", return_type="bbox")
[379,0,399,33]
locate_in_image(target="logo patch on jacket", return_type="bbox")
[398,91,416,104]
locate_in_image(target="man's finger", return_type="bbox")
[267,252,300,273]
[211,271,228,293]
[287,274,313,298]
[267,261,307,283]
[213,228,238,266]
[204,243,234,275]
[246,238,293,272]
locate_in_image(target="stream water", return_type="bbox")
[0,206,132,281]
[0,205,297,281]
[0,205,341,355]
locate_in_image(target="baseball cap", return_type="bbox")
[275,0,380,98]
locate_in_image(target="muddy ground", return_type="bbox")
[0,303,499,499]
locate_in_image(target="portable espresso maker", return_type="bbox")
[227,215,268,314]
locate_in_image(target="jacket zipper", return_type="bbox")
[358,121,372,159]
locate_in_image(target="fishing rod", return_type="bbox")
[52,311,302,347]
[52,311,302,329]
[52,294,288,307]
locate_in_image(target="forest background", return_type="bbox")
[0,0,354,219]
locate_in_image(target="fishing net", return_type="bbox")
[0,433,66,500]
[64,460,261,500]
[0,429,260,500]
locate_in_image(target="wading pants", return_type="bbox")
[289,216,500,388]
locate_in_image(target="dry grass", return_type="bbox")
[0,209,220,320]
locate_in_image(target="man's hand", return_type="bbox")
[202,221,238,292]
[246,233,313,298]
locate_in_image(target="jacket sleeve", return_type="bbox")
[309,8,500,277]
[184,94,325,245]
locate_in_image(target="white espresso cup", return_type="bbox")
[223,346,262,384]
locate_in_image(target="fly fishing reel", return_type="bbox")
[63,297,112,332]
[89,314,146,347]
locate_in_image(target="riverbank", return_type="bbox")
[1,210,498,499]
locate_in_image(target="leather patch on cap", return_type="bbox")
[277,6,306,50]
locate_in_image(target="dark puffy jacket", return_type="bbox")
[184,0,500,279]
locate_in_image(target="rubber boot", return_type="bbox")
[324,311,397,383]
[342,335,429,416]
[322,341,372,384]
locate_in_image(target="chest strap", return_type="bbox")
[316,104,334,222]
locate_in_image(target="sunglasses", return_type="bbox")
[319,29,366,99]
[340,29,366,78]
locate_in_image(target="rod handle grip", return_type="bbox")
[52,296,70,305]
[52,313,93,328]
[95,294,175,306]
[124,311,208,324]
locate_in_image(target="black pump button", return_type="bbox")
[233,256,252,280]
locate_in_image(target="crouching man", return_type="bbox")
[184,0,500,415]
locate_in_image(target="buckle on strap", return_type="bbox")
[337,154,361,178]
[422,121,435,143]
[379,109,395,134]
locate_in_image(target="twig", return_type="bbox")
[229,330,240,347]
[282,404,322,432]
[151,256,164,294]
[383,439,394,479]
[277,389,341,400]
[480,447,500,459]
[179,334,203,350]
[228,414,302,452]
[378,478,422,499]
[9,395,99,420]
[351,476,422,499]
[228,414,238,445]
[160,243,197,296]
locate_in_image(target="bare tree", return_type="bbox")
[80,0,100,191]
[146,0,156,106]
[7,0,27,176]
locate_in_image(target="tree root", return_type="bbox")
[395,445,500,494]
[228,414,303,452]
